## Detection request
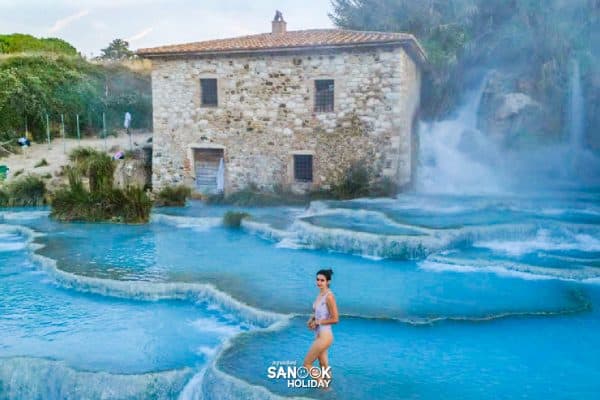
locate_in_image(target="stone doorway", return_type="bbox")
[193,148,224,194]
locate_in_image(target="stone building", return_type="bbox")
[138,14,425,195]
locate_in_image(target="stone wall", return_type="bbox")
[150,46,421,193]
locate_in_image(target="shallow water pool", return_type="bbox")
[1,191,599,399]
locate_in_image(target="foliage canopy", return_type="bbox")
[98,39,134,61]
[330,0,599,128]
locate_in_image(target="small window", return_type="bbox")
[200,78,218,107]
[314,79,334,112]
[294,155,313,182]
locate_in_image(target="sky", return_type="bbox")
[0,0,335,57]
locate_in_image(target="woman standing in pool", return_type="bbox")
[304,269,339,386]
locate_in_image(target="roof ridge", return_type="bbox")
[137,29,410,52]
[136,28,426,66]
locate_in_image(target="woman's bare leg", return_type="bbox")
[303,336,331,368]
[318,349,332,387]
[318,349,328,369]
[304,332,333,386]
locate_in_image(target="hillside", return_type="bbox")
[0,34,152,153]
[0,33,77,55]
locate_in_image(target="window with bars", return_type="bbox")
[200,78,218,107]
[294,154,313,182]
[314,79,334,112]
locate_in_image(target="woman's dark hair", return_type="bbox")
[316,269,333,282]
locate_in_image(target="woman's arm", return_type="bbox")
[316,293,339,326]
[307,313,316,330]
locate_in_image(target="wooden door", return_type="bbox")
[194,148,224,193]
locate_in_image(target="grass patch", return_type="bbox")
[51,187,152,223]
[222,211,250,228]
[154,185,191,207]
[208,189,305,206]
[69,147,99,163]
[34,158,48,168]
[206,183,308,206]
[206,189,307,206]
[69,147,114,192]
[0,174,47,206]
[51,172,151,223]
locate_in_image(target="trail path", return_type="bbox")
[1,131,152,183]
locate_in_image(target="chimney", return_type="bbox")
[272,10,287,34]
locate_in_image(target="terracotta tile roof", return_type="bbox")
[137,29,426,65]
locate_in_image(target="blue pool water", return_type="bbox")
[1,191,599,399]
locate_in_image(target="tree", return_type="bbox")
[98,39,134,61]
[329,0,599,125]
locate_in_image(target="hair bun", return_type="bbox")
[316,268,334,281]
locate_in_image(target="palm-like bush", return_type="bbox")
[1,175,47,206]
[51,148,151,223]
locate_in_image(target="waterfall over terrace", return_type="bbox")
[416,68,600,194]
[568,60,585,154]
[416,78,505,194]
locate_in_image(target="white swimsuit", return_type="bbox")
[313,290,332,336]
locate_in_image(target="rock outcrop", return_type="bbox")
[113,159,151,189]
[478,71,547,146]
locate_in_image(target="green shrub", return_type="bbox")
[369,177,398,198]
[0,34,77,55]
[223,211,250,228]
[34,158,48,168]
[331,162,371,199]
[5,175,46,206]
[0,187,8,206]
[13,169,24,177]
[154,185,191,207]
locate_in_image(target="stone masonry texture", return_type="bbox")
[150,46,421,194]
